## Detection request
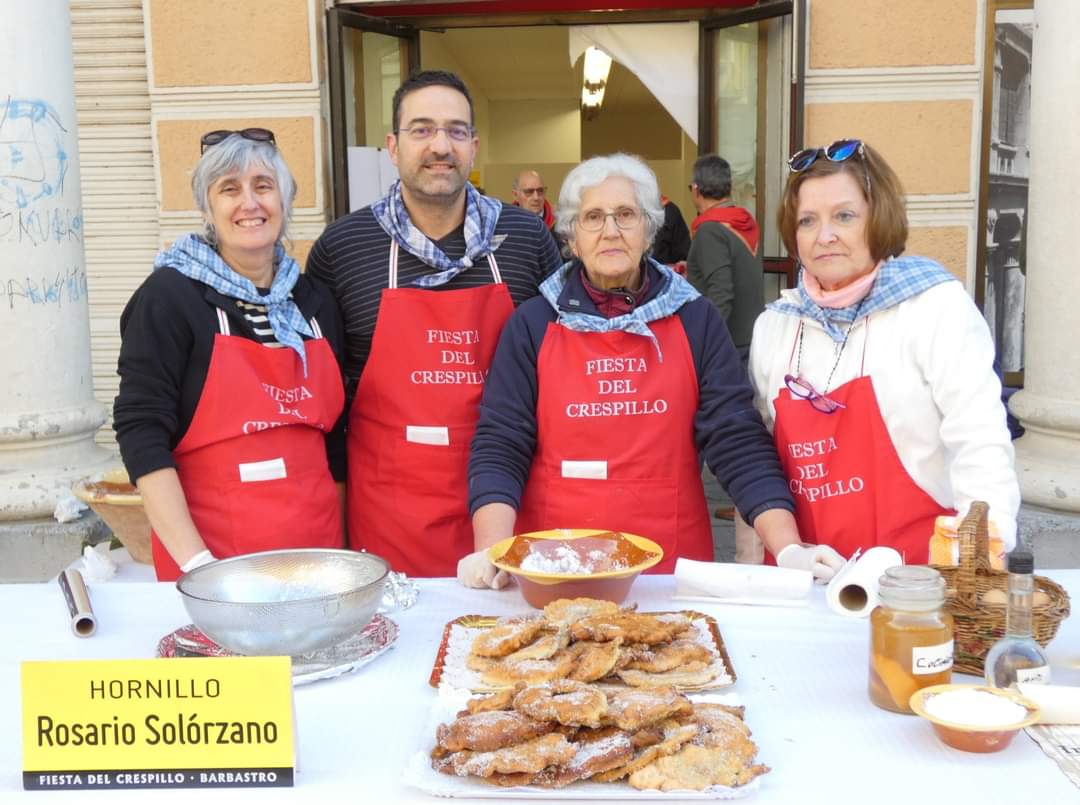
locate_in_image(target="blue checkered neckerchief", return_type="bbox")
[539,258,701,362]
[154,234,314,374]
[370,180,504,287]
[768,255,958,342]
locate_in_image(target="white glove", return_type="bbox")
[179,549,217,574]
[457,550,510,590]
[776,543,846,583]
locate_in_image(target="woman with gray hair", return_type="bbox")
[459,153,801,587]
[114,129,347,580]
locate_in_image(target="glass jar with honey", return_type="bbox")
[868,565,954,713]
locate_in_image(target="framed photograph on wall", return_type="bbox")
[975,2,1034,388]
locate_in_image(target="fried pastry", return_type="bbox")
[513,680,609,728]
[628,743,770,790]
[543,597,622,628]
[567,638,623,682]
[480,651,576,688]
[436,710,552,753]
[461,685,522,716]
[604,687,693,731]
[569,612,688,645]
[471,619,547,658]
[448,733,577,778]
[505,628,570,662]
[532,727,635,788]
[689,705,757,763]
[621,639,712,673]
[617,660,722,689]
[591,720,700,782]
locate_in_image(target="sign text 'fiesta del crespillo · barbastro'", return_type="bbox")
[21,657,294,790]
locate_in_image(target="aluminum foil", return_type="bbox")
[380,570,419,612]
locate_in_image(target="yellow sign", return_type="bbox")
[21,657,294,790]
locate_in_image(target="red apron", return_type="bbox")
[516,317,714,574]
[769,318,952,564]
[152,307,345,581]
[347,241,513,577]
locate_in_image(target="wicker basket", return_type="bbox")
[933,501,1070,675]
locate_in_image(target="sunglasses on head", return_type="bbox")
[200,127,276,155]
[787,138,871,196]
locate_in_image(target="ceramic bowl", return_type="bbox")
[488,529,664,608]
[909,684,1041,753]
[72,467,153,564]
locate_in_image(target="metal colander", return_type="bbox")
[176,549,390,656]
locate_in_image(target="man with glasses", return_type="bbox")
[686,154,764,364]
[511,170,553,228]
[307,70,562,583]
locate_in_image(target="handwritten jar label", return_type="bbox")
[912,640,955,675]
[1015,665,1051,684]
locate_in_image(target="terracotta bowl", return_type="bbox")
[488,529,664,608]
[909,684,1040,753]
[72,467,153,564]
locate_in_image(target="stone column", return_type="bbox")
[1009,0,1080,512]
[0,0,113,521]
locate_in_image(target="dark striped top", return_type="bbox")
[306,203,563,402]
[238,294,285,347]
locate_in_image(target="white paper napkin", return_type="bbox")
[672,558,812,607]
[1018,684,1080,724]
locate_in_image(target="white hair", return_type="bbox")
[191,135,296,245]
[555,153,665,246]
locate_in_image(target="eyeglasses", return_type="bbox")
[578,207,642,232]
[200,128,276,155]
[784,374,847,414]
[395,124,474,142]
[787,138,870,196]
[519,187,546,197]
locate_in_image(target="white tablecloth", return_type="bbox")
[2,573,1079,803]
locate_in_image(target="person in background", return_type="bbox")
[741,138,1020,568]
[512,169,555,232]
[463,153,823,587]
[651,193,691,266]
[114,129,347,580]
[687,154,765,362]
[307,71,562,582]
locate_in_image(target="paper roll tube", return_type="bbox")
[58,568,96,637]
[826,546,903,618]
[1017,684,1080,725]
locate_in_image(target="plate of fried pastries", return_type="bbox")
[430,597,735,692]
[402,683,768,797]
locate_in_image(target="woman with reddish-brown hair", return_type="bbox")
[739,139,1019,571]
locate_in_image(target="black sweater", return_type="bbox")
[113,268,347,483]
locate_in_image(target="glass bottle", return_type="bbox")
[985,548,1051,687]
[868,566,954,714]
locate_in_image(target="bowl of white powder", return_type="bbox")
[909,684,1040,753]
[487,529,664,608]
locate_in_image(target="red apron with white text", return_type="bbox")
[516,317,713,573]
[347,242,513,577]
[770,324,952,564]
[152,308,345,580]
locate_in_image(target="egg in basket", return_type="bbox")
[487,529,664,608]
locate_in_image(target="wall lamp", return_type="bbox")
[581,46,613,116]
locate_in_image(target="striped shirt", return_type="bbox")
[307,203,562,401]
[237,292,289,347]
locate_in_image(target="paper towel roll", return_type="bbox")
[1017,684,1080,724]
[826,547,903,618]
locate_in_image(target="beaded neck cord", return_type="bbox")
[795,297,867,395]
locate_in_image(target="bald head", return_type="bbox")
[512,169,547,215]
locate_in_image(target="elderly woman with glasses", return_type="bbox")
[114,129,348,580]
[459,152,807,588]
[737,139,1020,572]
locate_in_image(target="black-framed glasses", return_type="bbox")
[395,124,474,142]
[578,207,642,232]
[519,186,546,197]
[784,374,846,414]
[787,138,870,196]
[200,127,276,155]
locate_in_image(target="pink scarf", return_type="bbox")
[802,262,882,309]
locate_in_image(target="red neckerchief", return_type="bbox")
[690,203,760,256]
[579,265,651,318]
